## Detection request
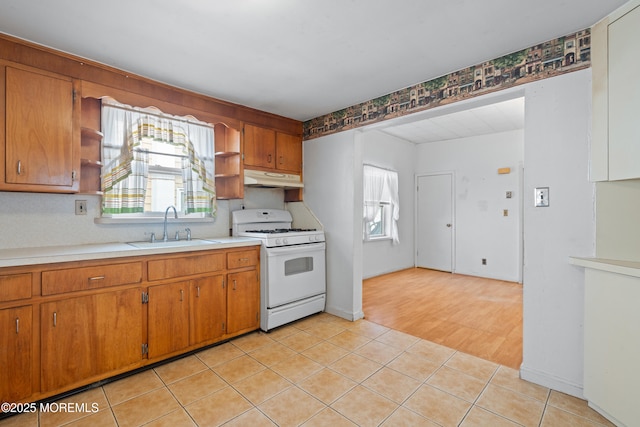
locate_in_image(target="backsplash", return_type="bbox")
[0,187,286,250]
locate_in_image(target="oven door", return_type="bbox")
[264,242,326,308]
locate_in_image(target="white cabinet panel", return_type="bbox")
[591,0,640,181]
[608,3,640,180]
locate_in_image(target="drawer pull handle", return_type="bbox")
[239,258,250,262]
[88,276,105,283]
[15,318,19,334]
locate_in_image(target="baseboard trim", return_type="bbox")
[325,306,364,322]
[519,365,584,399]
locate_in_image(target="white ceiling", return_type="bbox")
[0,0,626,124]
[380,97,525,144]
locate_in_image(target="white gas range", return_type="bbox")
[232,209,326,331]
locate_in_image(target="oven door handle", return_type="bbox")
[265,242,325,255]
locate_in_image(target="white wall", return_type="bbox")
[303,130,364,321]
[520,69,596,397]
[361,130,415,279]
[415,130,524,282]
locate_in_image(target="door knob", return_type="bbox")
[446,224,452,227]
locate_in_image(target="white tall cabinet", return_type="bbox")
[580,1,640,426]
[591,0,640,181]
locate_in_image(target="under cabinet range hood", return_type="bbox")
[243,169,304,188]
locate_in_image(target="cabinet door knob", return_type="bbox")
[53,312,57,327]
[17,160,22,175]
[233,279,237,290]
[15,317,19,334]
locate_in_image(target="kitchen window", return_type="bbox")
[363,164,399,244]
[364,201,391,239]
[100,99,216,220]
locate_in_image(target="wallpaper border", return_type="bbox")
[303,29,591,140]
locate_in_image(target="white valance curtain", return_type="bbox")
[101,99,215,216]
[363,164,400,244]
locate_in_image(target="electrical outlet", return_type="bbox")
[482,258,487,265]
[75,200,87,215]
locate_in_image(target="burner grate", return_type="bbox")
[245,228,316,234]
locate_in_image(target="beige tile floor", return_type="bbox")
[0,313,615,427]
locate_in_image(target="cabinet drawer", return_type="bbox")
[42,262,143,295]
[227,249,259,269]
[0,273,32,302]
[148,252,225,281]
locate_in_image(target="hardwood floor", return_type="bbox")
[362,268,522,369]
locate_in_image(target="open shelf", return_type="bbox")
[79,98,103,194]
[214,123,243,199]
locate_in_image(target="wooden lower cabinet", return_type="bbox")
[147,281,190,359]
[0,245,259,404]
[40,288,143,392]
[190,275,226,346]
[0,305,32,402]
[227,270,260,334]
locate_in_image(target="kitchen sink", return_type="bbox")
[127,239,221,249]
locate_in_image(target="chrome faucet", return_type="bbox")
[163,205,178,242]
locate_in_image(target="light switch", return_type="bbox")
[534,187,549,207]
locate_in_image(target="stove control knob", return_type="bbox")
[309,236,314,242]
[283,238,289,245]
[276,238,282,245]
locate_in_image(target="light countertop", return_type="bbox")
[569,257,640,279]
[0,237,261,268]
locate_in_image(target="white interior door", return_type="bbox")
[416,173,453,272]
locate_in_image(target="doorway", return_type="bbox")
[360,95,525,367]
[416,173,454,272]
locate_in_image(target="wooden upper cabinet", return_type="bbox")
[276,132,302,174]
[244,123,276,169]
[1,64,80,192]
[244,123,302,174]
